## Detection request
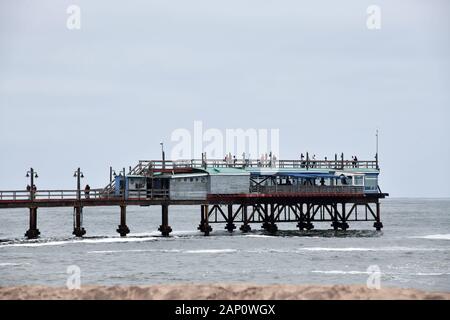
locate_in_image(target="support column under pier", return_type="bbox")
[305,204,314,230]
[297,204,309,231]
[158,204,172,237]
[240,205,251,233]
[225,205,236,233]
[25,207,40,239]
[261,204,270,231]
[116,205,130,237]
[331,203,340,231]
[73,206,86,237]
[373,202,383,231]
[266,203,278,233]
[198,205,212,236]
[340,203,349,231]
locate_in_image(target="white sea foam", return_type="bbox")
[311,270,369,275]
[184,249,238,254]
[413,272,450,276]
[0,262,30,267]
[246,247,449,253]
[88,249,181,254]
[247,248,291,253]
[297,247,448,252]
[0,236,158,248]
[412,234,450,240]
[87,248,237,254]
[311,270,450,276]
[244,235,277,238]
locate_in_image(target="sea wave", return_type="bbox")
[0,236,158,248]
[86,246,449,256]
[244,235,277,238]
[88,248,239,254]
[184,249,238,254]
[311,270,450,276]
[87,249,182,254]
[311,270,369,275]
[0,262,30,267]
[412,234,450,240]
[298,247,448,252]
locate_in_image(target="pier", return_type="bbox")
[0,155,388,239]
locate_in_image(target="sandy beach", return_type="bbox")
[0,284,449,300]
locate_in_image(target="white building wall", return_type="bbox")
[208,175,250,194]
[169,177,208,200]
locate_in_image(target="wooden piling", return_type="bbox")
[240,205,251,233]
[25,207,40,239]
[116,205,130,237]
[73,206,86,237]
[374,202,383,231]
[225,204,236,233]
[158,204,172,236]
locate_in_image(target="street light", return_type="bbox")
[73,168,84,201]
[26,168,38,200]
[160,142,166,169]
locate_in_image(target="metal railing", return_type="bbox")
[0,188,169,202]
[103,161,153,193]
[250,185,365,195]
[140,159,378,170]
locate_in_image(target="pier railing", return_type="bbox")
[141,159,378,171]
[250,185,365,195]
[0,189,169,202]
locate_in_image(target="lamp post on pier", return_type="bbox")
[73,168,86,237]
[25,168,40,239]
[73,168,84,201]
[26,168,38,201]
[160,142,166,170]
[375,129,379,170]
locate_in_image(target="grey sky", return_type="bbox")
[0,0,449,197]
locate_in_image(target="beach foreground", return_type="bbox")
[0,284,449,300]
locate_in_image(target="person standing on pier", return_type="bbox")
[300,154,305,168]
[84,184,91,199]
[272,154,277,167]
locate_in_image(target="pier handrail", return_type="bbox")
[137,158,378,171]
[250,185,365,195]
[0,188,169,202]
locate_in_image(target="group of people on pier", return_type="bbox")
[25,184,92,199]
[221,152,279,168]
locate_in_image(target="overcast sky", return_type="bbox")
[0,0,449,197]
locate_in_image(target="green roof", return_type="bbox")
[201,167,250,175]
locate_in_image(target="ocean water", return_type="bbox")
[0,199,449,292]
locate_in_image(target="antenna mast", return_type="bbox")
[376,129,379,169]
